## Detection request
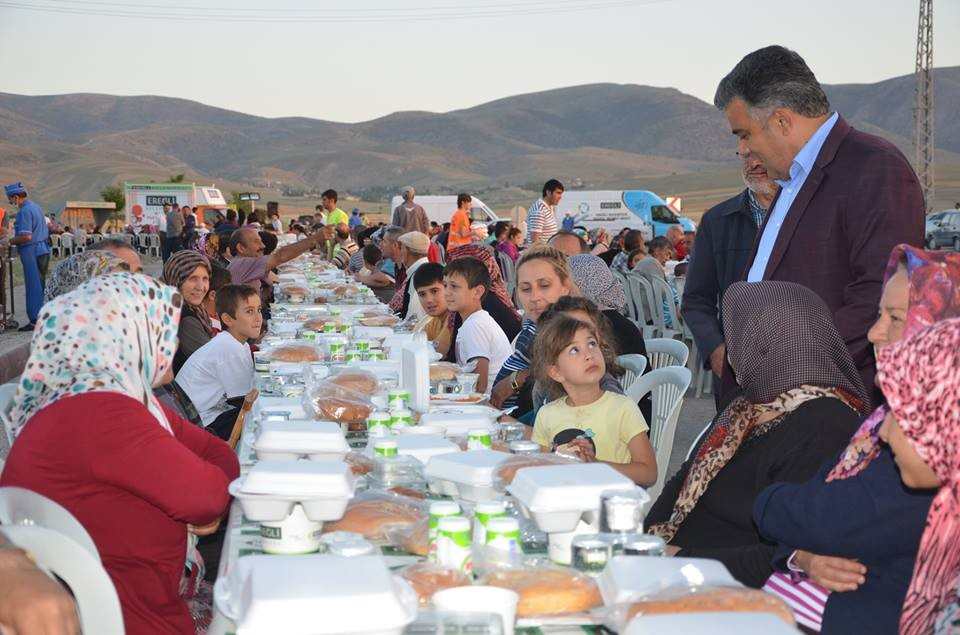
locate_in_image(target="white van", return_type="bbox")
[388,195,501,228]
[555,190,697,240]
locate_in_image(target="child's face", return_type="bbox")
[223,295,263,340]
[548,326,607,388]
[416,281,447,317]
[443,273,482,313]
[878,411,940,489]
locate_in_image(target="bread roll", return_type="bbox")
[359,315,399,327]
[399,563,471,606]
[397,517,429,555]
[429,363,460,382]
[269,344,320,363]
[483,569,602,617]
[282,284,309,297]
[329,370,379,395]
[324,499,423,541]
[303,317,336,331]
[495,455,570,485]
[310,395,371,425]
[625,587,795,625]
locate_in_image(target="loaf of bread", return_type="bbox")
[281,284,309,299]
[396,516,429,555]
[328,370,379,395]
[359,315,399,327]
[303,317,336,331]
[494,454,573,485]
[625,587,795,625]
[268,344,320,363]
[399,563,471,607]
[482,569,602,617]
[310,395,371,425]
[429,363,460,382]
[324,499,423,541]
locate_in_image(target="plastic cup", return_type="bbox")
[432,586,519,635]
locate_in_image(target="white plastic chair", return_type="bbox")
[49,234,63,258]
[59,233,74,256]
[650,276,682,339]
[625,273,657,338]
[147,234,161,258]
[0,382,18,450]
[0,487,124,634]
[644,338,690,369]
[617,354,648,397]
[627,366,692,503]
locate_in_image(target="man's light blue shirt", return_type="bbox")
[746,112,839,282]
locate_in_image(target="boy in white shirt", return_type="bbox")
[176,284,262,439]
[443,257,512,394]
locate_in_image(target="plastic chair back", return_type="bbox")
[643,338,690,369]
[616,354,648,397]
[0,486,100,559]
[650,276,682,333]
[1,525,124,634]
[626,367,691,503]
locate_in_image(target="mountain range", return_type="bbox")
[1,66,957,211]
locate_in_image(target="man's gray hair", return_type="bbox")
[714,45,829,120]
[90,237,135,251]
[381,225,405,242]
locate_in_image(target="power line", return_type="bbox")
[0,0,673,23]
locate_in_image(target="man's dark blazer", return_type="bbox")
[743,115,925,394]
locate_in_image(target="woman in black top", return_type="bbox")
[644,281,869,587]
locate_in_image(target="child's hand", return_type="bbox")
[570,438,596,462]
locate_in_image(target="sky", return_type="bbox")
[1,0,958,123]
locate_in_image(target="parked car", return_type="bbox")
[925,211,952,248]
[928,210,960,251]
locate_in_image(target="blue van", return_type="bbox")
[557,190,696,239]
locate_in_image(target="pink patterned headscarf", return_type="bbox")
[878,319,960,635]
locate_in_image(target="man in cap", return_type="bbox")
[392,186,429,235]
[393,231,431,321]
[5,182,51,331]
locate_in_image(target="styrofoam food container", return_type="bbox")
[229,460,355,522]
[597,556,741,606]
[363,434,460,465]
[507,463,638,533]
[399,425,444,436]
[253,396,307,421]
[424,450,510,502]
[623,612,798,635]
[215,555,418,635]
[253,421,350,461]
[419,411,496,437]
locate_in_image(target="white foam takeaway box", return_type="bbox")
[418,410,497,437]
[597,556,741,606]
[424,450,510,502]
[253,396,308,421]
[624,612,799,635]
[400,341,431,413]
[218,555,418,635]
[508,463,638,533]
[362,434,460,465]
[228,460,355,522]
[253,421,350,461]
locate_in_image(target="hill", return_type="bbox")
[1,66,958,213]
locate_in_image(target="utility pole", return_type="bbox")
[915,0,934,212]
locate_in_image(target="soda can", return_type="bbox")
[389,408,414,430]
[428,501,461,561]
[364,349,386,361]
[436,515,473,574]
[388,388,411,409]
[467,428,492,450]
[301,329,318,341]
[353,339,371,352]
[345,349,364,363]
[484,516,523,554]
[373,439,398,457]
[473,500,507,545]
[365,411,392,437]
[323,322,338,334]
[337,322,352,334]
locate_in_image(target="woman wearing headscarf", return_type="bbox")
[568,254,647,359]
[44,249,129,301]
[752,244,960,634]
[197,231,228,268]
[644,281,869,588]
[1,273,239,635]
[442,244,522,359]
[163,250,214,374]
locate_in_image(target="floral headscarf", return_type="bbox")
[877,319,960,635]
[10,273,182,436]
[828,245,960,482]
[446,243,514,310]
[648,281,867,542]
[44,250,129,302]
[163,250,213,334]
[568,254,626,312]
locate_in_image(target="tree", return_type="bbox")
[169,173,185,183]
[100,184,125,212]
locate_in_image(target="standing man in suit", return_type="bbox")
[713,45,924,396]
[682,155,777,406]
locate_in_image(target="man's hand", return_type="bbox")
[709,344,726,377]
[793,550,866,592]
[0,546,80,635]
[489,378,514,409]
[188,518,222,537]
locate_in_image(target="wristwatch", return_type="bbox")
[511,372,523,393]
